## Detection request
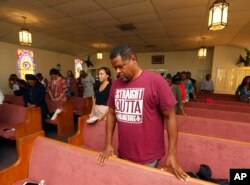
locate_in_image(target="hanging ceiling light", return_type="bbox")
[19,16,32,46]
[97,52,103,60]
[198,38,207,59]
[208,0,229,31]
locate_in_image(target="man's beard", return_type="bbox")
[117,73,130,82]
[122,76,130,82]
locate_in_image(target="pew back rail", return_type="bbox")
[0,131,215,185]
[45,99,74,137]
[0,104,42,140]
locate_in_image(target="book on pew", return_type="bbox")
[51,108,62,120]
[3,128,15,132]
[86,116,99,124]
[23,179,46,185]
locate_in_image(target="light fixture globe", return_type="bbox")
[97,52,103,60]
[19,28,32,46]
[208,0,229,31]
[19,16,32,46]
[198,46,207,59]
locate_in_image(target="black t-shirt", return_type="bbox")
[95,82,112,105]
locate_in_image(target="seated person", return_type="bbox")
[201,74,214,94]
[235,75,250,103]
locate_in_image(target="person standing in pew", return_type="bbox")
[23,74,48,123]
[66,70,78,97]
[92,67,112,120]
[166,74,187,116]
[47,68,67,102]
[98,44,189,181]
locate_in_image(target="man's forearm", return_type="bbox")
[105,108,116,146]
[164,108,178,156]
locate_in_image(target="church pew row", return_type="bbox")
[69,96,93,116]
[3,94,91,137]
[184,107,250,123]
[185,101,250,113]
[68,116,118,152]
[195,98,250,106]
[3,94,24,106]
[0,103,42,140]
[0,131,214,185]
[177,115,250,142]
[159,132,250,179]
[68,118,250,179]
[198,93,236,98]
[45,99,74,138]
[196,94,239,101]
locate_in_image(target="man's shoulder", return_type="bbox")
[142,70,163,80]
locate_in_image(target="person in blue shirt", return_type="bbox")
[235,76,250,103]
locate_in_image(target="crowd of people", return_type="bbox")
[161,71,215,115]
[5,67,113,124]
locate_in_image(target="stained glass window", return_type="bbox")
[75,59,83,78]
[17,49,36,79]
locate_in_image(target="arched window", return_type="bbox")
[74,59,83,78]
[17,49,36,79]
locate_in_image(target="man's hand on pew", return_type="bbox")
[97,145,116,166]
[166,155,189,181]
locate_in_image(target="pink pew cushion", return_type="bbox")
[0,104,26,124]
[45,99,64,113]
[177,115,250,142]
[83,120,118,152]
[3,94,24,106]
[159,132,250,179]
[184,107,250,123]
[69,96,85,115]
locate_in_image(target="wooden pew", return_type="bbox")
[68,115,118,151]
[0,103,42,140]
[196,93,239,101]
[177,115,250,142]
[69,117,250,179]
[0,131,215,185]
[45,99,74,138]
[196,98,250,107]
[159,132,250,179]
[69,96,93,116]
[185,101,250,113]
[3,94,24,106]
[184,107,250,123]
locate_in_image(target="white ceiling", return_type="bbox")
[0,0,249,57]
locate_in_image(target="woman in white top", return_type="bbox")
[81,70,95,97]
